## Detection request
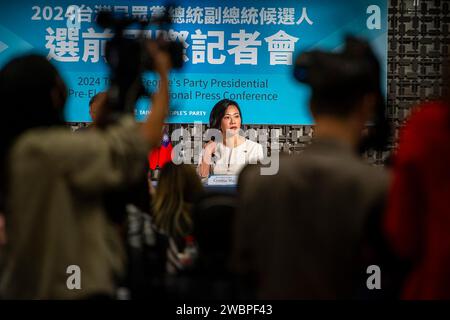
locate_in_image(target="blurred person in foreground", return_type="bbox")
[166,192,240,300]
[234,36,390,299]
[151,162,204,275]
[383,68,450,299]
[0,48,170,299]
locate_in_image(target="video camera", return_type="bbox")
[293,36,391,152]
[96,6,184,126]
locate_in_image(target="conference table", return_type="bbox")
[151,175,238,195]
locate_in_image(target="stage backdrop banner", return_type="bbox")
[0,0,387,124]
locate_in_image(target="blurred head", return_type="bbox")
[209,99,243,136]
[89,91,107,124]
[0,54,66,210]
[193,193,237,270]
[152,162,204,238]
[296,38,379,119]
[0,54,66,138]
[294,36,390,150]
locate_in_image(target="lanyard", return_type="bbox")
[227,147,233,170]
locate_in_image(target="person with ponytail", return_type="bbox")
[152,163,204,274]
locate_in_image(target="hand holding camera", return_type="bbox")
[145,40,172,78]
[96,8,184,127]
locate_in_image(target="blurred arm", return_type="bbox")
[140,47,171,149]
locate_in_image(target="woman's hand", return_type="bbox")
[198,141,217,178]
[203,140,217,166]
[146,40,171,77]
[204,140,217,157]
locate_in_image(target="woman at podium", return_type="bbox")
[198,99,264,178]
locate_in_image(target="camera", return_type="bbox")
[96,7,184,124]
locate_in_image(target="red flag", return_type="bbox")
[148,132,173,170]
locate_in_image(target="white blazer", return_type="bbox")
[208,139,264,176]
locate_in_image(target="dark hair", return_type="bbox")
[209,99,242,130]
[0,54,66,211]
[294,35,391,150]
[295,36,382,117]
[192,193,237,270]
[89,91,104,107]
[152,163,204,238]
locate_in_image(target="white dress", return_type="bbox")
[209,139,264,176]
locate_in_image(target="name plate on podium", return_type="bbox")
[207,175,238,186]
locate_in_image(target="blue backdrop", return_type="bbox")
[0,0,387,124]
